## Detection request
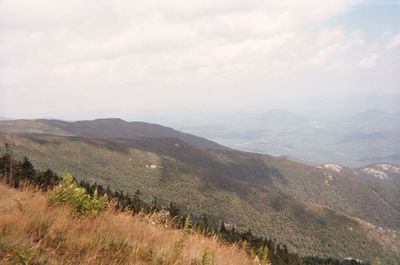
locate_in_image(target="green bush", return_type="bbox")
[48,174,107,215]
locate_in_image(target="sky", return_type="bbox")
[0,0,399,120]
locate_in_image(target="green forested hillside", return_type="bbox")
[0,119,399,264]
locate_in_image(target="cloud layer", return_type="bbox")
[0,0,399,118]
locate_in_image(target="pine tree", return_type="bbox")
[20,157,35,179]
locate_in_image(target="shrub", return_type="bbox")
[171,215,191,263]
[48,174,107,215]
[242,240,247,252]
[260,246,271,265]
[201,247,216,265]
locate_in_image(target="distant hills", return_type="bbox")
[176,109,400,167]
[0,118,399,264]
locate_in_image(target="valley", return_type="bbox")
[173,109,400,167]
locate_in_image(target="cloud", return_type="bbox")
[386,33,400,49]
[308,28,375,70]
[358,53,378,69]
[0,0,396,118]
[0,0,362,65]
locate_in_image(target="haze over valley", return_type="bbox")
[173,107,400,167]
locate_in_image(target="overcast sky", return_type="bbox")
[1,0,399,119]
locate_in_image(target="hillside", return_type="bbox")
[0,183,254,265]
[0,119,399,264]
[0,119,229,151]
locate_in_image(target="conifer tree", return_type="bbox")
[20,156,35,180]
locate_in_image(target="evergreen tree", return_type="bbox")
[20,157,35,180]
[35,169,59,190]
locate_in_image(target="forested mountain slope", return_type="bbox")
[0,119,229,151]
[0,119,399,264]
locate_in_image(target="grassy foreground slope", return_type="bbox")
[0,183,254,265]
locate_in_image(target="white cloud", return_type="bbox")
[386,33,400,49]
[310,44,342,66]
[358,53,378,69]
[309,28,376,70]
[0,0,396,118]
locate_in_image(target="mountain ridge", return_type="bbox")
[0,118,230,151]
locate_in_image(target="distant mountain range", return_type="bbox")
[176,109,400,167]
[0,118,399,264]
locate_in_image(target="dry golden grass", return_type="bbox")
[0,184,255,265]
